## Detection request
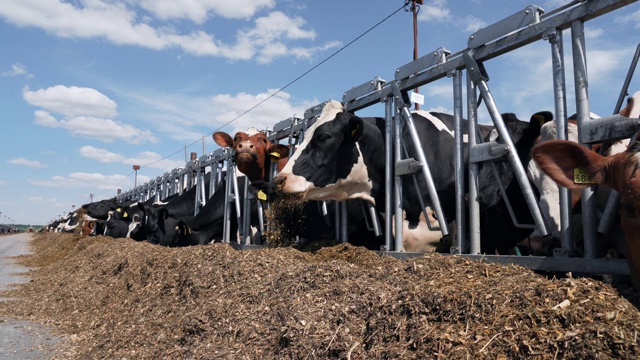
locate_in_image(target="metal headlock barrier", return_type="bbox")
[114,0,638,276]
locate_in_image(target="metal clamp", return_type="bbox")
[395,47,451,81]
[468,5,544,48]
[343,76,386,104]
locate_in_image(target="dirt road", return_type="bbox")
[0,233,61,359]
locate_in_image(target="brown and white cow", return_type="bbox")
[213,127,290,182]
[169,128,291,246]
[533,139,640,286]
[527,91,640,254]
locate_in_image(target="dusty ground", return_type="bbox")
[0,232,639,359]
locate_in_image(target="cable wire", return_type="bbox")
[141,3,407,169]
[95,3,406,198]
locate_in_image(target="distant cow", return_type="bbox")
[258,100,549,253]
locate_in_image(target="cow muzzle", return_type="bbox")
[236,151,257,164]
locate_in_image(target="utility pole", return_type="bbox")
[90,193,94,203]
[133,165,140,187]
[405,0,423,110]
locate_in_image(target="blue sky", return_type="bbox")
[1,0,639,226]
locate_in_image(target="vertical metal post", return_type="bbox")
[231,173,243,242]
[548,28,574,255]
[571,20,598,258]
[467,76,480,254]
[242,177,251,245]
[222,165,233,243]
[257,200,264,238]
[393,106,404,252]
[384,98,394,251]
[453,70,465,253]
[334,201,340,241]
[340,201,348,243]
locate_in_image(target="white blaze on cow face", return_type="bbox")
[277,100,374,204]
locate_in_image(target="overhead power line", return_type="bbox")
[100,3,406,197]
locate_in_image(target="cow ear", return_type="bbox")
[346,116,364,142]
[213,132,234,148]
[533,140,607,190]
[269,144,290,159]
[532,111,553,126]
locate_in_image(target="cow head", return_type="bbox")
[527,91,640,254]
[213,127,290,182]
[271,101,374,204]
[139,203,179,246]
[533,140,640,286]
[82,198,117,220]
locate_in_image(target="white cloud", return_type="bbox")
[211,89,318,133]
[122,152,185,171]
[110,85,320,144]
[139,0,275,23]
[416,1,486,33]
[78,145,183,171]
[615,9,640,28]
[23,85,117,118]
[458,15,487,33]
[79,146,125,163]
[34,110,157,144]
[0,1,338,63]
[7,157,48,169]
[1,63,33,78]
[419,0,451,22]
[585,27,604,39]
[228,11,339,63]
[28,172,132,190]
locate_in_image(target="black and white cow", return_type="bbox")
[174,176,244,246]
[259,100,550,253]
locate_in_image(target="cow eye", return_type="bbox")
[315,133,331,143]
[234,137,241,143]
[259,137,267,144]
[624,204,637,218]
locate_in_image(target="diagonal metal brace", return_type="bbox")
[391,82,450,236]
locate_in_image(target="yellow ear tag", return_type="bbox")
[123,212,128,218]
[573,168,597,184]
[116,208,122,212]
[351,123,360,138]
[270,151,280,159]
[258,190,267,201]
